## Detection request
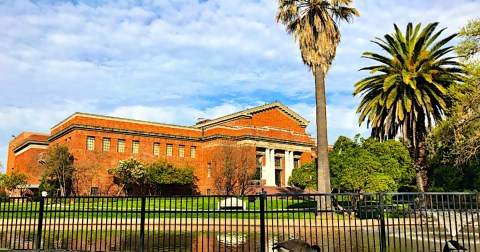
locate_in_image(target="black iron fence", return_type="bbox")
[0,192,479,251]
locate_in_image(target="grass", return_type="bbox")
[0,196,419,220]
[0,197,319,219]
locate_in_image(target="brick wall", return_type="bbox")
[8,105,315,195]
[222,108,306,133]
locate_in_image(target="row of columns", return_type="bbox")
[262,148,295,187]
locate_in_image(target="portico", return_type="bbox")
[246,141,312,187]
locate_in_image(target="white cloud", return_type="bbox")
[108,103,246,126]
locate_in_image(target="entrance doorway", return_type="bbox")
[275,170,282,186]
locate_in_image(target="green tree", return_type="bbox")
[427,18,480,191]
[146,160,195,195]
[38,177,59,197]
[288,160,317,190]
[108,157,147,195]
[456,18,480,60]
[0,171,28,193]
[447,18,480,165]
[147,160,194,185]
[329,136,414,192]
[41,144,74,196]
[353,23,464,192]
[276,0,359,196]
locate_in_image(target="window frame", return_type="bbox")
[117,139,126,153]
[102,138,111,152]
[207,163,211,178]
[190,146,196,158]
[153,142,160,156]
[86,136,95,151]
[132,140,140,154]
[166,144,173,156]
[179,145,185,157]
[275,157,281,169]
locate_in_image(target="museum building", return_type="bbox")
[7,102,316,195]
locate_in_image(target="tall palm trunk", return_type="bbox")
[409,114,428,192]
[412,142,428,192]
[315,67,331,208]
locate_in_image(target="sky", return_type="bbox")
[0,0,479,172]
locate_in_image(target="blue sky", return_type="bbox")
[0,0,479,172]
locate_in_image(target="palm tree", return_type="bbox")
[276,0,359,197]
[353,23,464,191]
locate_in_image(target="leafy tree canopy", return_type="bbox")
[108,157,147,195]
[109,158,195,195]
[41,144,74,196]
[456,17,480,60]
[288,160,317,190]
[427,18,480,191]
[0,171,28,191]
[146,160,194,186]
[108,157,146,185]
[329,135,414,192]
[38,177,59,197]
[428,18,480,165]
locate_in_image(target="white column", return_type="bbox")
[263,148,269,183]
[270,149,276,186]
[284,150,293,186]
[265,149,276,186]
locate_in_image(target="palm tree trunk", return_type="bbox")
[315,67,331,209]
[414,141,428,192]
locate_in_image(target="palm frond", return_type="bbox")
[354,22,463,147]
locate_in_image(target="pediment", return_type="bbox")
[193,102,309,129]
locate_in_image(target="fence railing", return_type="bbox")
[0,192,479,251]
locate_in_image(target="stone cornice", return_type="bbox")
[48,124,203,142]
[47,124,314,148]
[202,134,314,148]
[13,140,49,153]
[51,112,197,132]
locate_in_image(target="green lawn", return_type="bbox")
[0,197,319,219]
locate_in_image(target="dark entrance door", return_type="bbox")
[275,170,282,186]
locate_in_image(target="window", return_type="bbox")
[86,136,95,150]
[166,144,173,156]
[254,156,262,180]
[117,139,125,153]
[90,187,99,196]
[275,157,281,169]
[132,140,139,154]
[153,142,160,156]
[179,145,185,157]
[206,189,211,195]
[102,138,111,152]
[294,159,300,168]
[207,163,211,178]
[190,146,196,158]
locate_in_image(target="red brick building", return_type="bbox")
[7,102,315,195]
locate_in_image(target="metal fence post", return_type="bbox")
[139,196,146,252]
[36,196,45,251]
[379,193,387,252]
[260,192,266,252]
